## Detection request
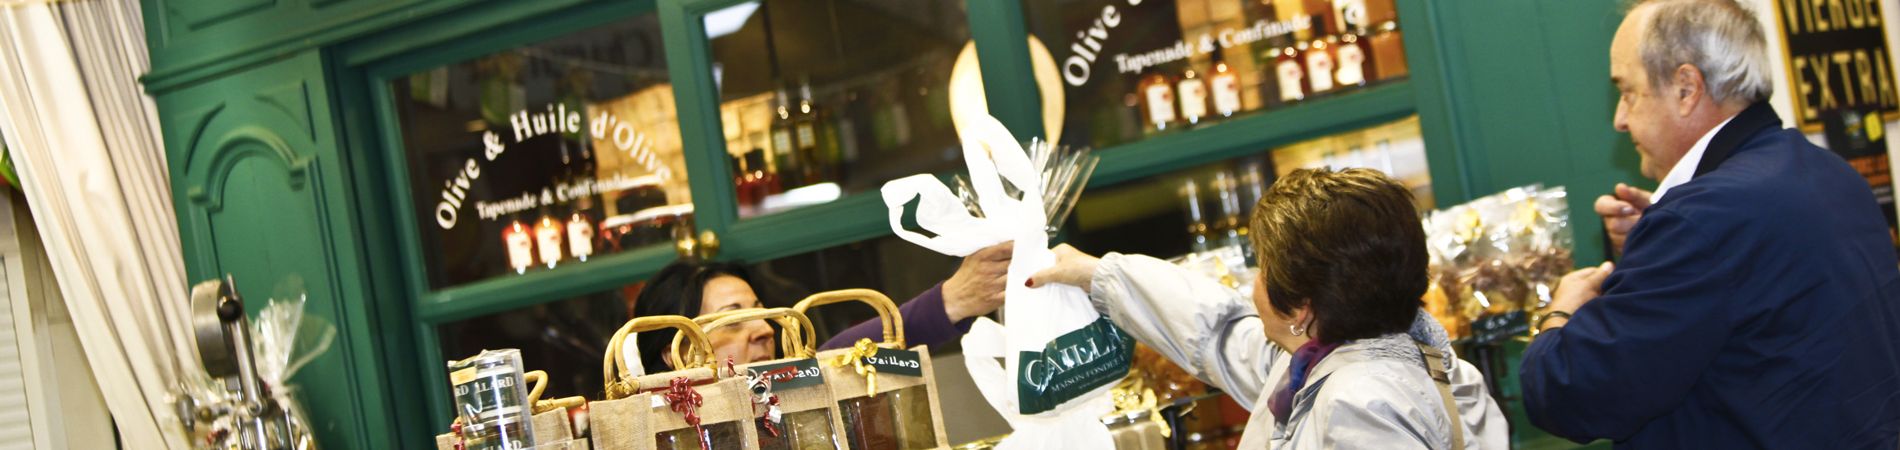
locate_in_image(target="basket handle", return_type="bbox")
[794,289,906,348]
[524,370,548,405]
[676,307,820,360]
[603,315,713,396]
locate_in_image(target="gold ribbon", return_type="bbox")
[1109,378,1171,438]
[831,338,881,397]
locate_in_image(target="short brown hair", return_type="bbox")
[1250,168,1426,343]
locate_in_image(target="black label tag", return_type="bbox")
[1471,311,1530,345]
[862,348,924,377]
[750,358,825,390]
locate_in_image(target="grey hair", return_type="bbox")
[1634,0,1773,105]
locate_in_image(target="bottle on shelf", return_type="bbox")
[770,86,805,189]
[1302,0,1340,39]
[1334,33,1369,88]
[1273,45,1308,103]
[1181,179,1213,254]
[1368,21,1408,81]
[567,201,595,263]
[1138,71,1179,133]
[732,154,758,209]
[1210,51,1244,118]
[534,211,564,268]
[1212,171,1247,252]
[1303,38,1337,95]
[793,78,838,186]
[504,218,534,274]
[1178,67,1210,126]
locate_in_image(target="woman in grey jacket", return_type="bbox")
[1028,168,1506,449]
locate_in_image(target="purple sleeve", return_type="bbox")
[820,283,976,350]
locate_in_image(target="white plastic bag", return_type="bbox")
[879,114,1123,449]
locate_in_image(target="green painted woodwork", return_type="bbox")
[141,0,1657,447]
[158,50,401,449]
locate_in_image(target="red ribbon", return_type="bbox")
[663,376,709,450]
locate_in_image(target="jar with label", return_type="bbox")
[1271,46,1307,103]
[1137,72,1178,134]
[503,219,534,274]
[1334,33,1369,88]
[566,209,594,262]
[447,349,536,450]
[1303,39,1336,95]
[534,212,563,268]
[1177,68,1209,126]
[1209,51,1243,118]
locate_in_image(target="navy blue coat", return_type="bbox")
[1521,102,1900,449]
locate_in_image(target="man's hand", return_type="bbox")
[1595,183,1654,257]
[1543,262,1615,330]
[943,242,1012,322]
[1026,244,1101,293]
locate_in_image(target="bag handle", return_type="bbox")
[522,370,587,414]
[794,289,906,348]
[676,307,820,360]
[1414,341,1464,449]
[604,316,713,398]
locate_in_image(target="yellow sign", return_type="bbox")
[1773,0,1899,132]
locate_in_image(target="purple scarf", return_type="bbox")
[1268,340,1343,424]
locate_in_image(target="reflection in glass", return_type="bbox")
[837,385,937,450]
[756,409,838,449]
[656,421,747,450]
[1065,115,1427,260]
[392,14,692,288]
[1023,0,1408,150]
[706,0,972,218]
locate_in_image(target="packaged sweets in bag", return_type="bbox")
[674,308,842,450]
[794,289,950,450]
[589,316,760,450]
[1421,185,1573,341]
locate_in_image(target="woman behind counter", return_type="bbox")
[1029,168,1506,449]
[628,242,1011,374]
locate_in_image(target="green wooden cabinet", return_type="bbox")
[138,0,1649,447]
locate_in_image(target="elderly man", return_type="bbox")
[1520,0,1900,448]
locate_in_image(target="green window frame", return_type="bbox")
[327,0,1469,443]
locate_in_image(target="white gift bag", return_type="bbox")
[879,115,1127,449]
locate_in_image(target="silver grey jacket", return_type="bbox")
[1088,253,1508,449]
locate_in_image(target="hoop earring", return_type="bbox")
[1289,323,1306,337]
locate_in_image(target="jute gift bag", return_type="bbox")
[794,289,949,450]
[439,368,593,450]
[678,308,843,449]
[590,316,760,450]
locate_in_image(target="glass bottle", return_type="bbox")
[770,87,805,189]
[793,78,838,186]
[1273,45,1308,103]
[1302,0,1340,39]
[1181,179,1213,254]
[1212,171,1246,252]
[1177,67,1209,126]
[1303,38,1336,95]
[534,211,564,268]
[504,218,534,274]
[1210,51,1244,117]
[1334,33,1369,88]
[1138,71,1178,133]
[732,154,758,211]
[1368,21,1409,81]
[567,201,595,263]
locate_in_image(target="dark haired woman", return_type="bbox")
[1029,168,1505,448]
[629,243,1011,374]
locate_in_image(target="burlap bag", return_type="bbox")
[679,308,843,449]
[589,316,760,450]
[795,290,950,450]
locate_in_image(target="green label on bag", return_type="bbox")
[1471,311,1530,345]
[1016,317,1135,415]
[751,358,826,390]
[863,348,924,377]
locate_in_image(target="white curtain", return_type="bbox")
[0,1,194,448]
